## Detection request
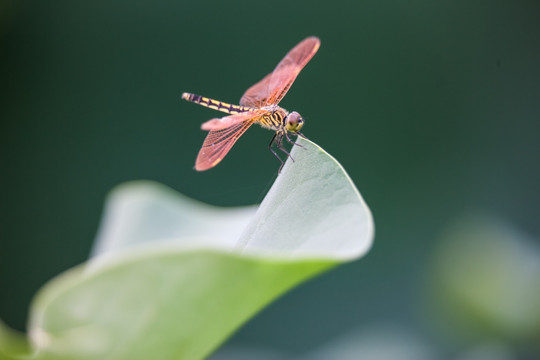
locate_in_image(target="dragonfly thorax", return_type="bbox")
[259,106,288,131]
[259,106,303,133]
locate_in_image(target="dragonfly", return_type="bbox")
[182,36,320,171]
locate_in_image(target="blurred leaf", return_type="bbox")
[90,181,258,257]
[0,320,30,360]
[302,324,436,360]
[2,138,373,360]
[431,216,540,345]
[212,324,437,360]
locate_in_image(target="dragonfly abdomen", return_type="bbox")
[181,92,252,114]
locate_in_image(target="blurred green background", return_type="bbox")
[1,0,539,358]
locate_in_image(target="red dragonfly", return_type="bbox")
[182,36,320,171]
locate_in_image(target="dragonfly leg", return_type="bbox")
[269,133,285,171]
[286,132,306,149]
[276,133,294,162]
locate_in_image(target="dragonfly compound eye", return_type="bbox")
[286,112,304,132]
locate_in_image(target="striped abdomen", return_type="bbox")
[182,92,253,114]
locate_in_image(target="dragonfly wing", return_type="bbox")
[195,114,258,171]
[201,110,263,131]
[239,72,273,108]
[239,36,320,107]
[266,36,320,105]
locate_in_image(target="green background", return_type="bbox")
[1,0,539,357]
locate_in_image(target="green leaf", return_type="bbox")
[0,320,31,360]
[431,215,540,343]
[4,138,373,360]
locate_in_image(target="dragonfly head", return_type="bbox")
[285,111,304,133]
